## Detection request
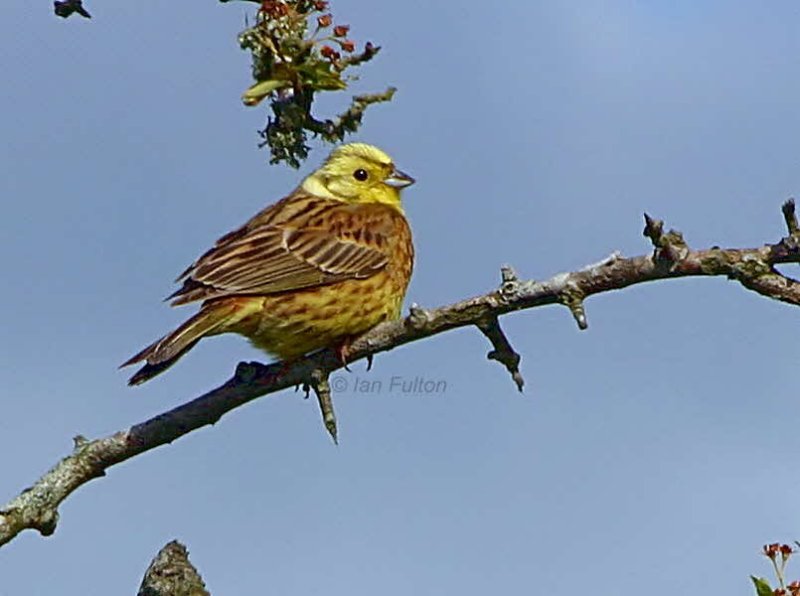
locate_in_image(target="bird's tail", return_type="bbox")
[121,303,237,385]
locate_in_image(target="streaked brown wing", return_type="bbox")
[169,200,393,305]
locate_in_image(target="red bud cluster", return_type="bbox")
[765,544,784,560]
[320,45,340,61]
[260,0,289,18]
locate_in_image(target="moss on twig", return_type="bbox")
[230,0,395,167]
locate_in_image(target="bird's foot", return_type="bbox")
[334,338,354,371]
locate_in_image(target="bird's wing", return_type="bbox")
[169,199,395,305]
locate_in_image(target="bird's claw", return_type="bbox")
[335,339,353,371]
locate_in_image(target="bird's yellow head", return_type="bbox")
[300,143,415,211]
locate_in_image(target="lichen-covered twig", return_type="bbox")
[643,212,690,265]
[309,369,337,444]
[4,202,800,547]
[138,541,210,596]
[238,1,393,167]
[54,0,394,167]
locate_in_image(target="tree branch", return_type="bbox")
[138,540,210,596]
[476,312,524,391]
[54,0,393,167]
[3,202,800,547]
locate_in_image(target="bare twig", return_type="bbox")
[643,213,690,265]
[477,316,524,391]
[53,0,91,19]
[309,369,337,444]
[782,199,798,235]
[3,203,800,547]
[240,3,392,166]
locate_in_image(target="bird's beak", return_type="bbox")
[385,168,415,189]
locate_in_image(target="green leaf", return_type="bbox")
[242,79,291,106]
[296,62,346,91]
[750,576,774,596]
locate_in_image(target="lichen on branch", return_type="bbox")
[4,202,800,547]
[228,0,394,167]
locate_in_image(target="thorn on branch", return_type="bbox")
[643,213,663,245]
[10,202,800,549]
[309,369,337,444]
[643,213,689,266]
[476,317,524,391]
[782,199,799,236]
[138,541,210,596]
[560,287,588,330]
[53,0,91,18]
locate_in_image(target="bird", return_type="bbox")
[121,143,415,385]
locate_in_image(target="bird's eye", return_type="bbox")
[353,169,369,181]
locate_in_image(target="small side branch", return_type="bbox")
[643,213,690,265]
[739,271,800,306]
[559,286,588,330]
[4,202,800,547]
[308,369,337,444]
[782,199,798,235]
[240,4,393,166]
[477,317,524,391]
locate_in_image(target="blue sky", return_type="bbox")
[3,1,800,594]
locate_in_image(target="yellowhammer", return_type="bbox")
[122,143,415,385]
